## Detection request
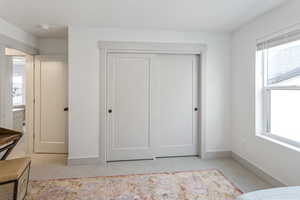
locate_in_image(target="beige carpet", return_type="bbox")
[26,169,242,200]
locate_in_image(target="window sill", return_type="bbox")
[256,133,300,153]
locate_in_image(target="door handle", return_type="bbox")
[64,107,69,111]
[108,109,112,113]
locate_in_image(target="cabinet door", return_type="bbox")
[107,54,154,161]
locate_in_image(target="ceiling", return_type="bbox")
[0,0,288,38]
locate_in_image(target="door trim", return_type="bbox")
[98,41,207,162]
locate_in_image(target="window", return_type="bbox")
[12,56,26,106]
[256,30,300,147]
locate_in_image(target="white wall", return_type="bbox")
[68,27,231,160]
[0,18,37,48]
[38,38,67,55]
[231,0,300,186]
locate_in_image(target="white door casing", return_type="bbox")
[0,45,4,127]
[25,54,34,154]
[34,55,68,153]
[99,41,207,162]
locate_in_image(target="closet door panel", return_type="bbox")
[153,54,198,157]
[107,54,154,161]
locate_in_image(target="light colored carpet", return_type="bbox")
[26,169,242,200]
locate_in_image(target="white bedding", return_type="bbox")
[237,187,300,200]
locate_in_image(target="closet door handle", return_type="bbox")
[194,107,198,111]
[108,109,112,113]
[64,107,69,111]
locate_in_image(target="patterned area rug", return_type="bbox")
[26,169,242,200]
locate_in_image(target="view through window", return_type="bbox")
[257,31,300,146]
[12,56,26,106]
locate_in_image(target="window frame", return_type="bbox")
[259,38,300,149]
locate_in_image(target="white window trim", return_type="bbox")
[257,29,300,150]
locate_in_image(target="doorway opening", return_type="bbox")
[0,48,33,158]
[1,47,68,159]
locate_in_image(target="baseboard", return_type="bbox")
[69,151,285,187]
[31,153,67,160]
[67,157,104,166]
[202,150,232,159]
[232,152,286,187]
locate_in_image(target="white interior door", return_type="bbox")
[107,53,154,161]
[152,54,198,157]
[34,55,68,153]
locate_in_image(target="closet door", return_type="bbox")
[152,54,199,157]
[107,54,154,161]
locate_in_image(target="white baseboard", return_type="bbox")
[31,153,67,160]
[67,157,104,166]
[67,151,285,187]
[202,150,232,159]
[232,152,286,187]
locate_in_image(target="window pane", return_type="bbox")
[270,90,300,143]
[12,56,26,106]
[267,39,300,86]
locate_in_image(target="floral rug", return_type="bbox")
[26,169,242,200]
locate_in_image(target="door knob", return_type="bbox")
[64,107,69,111]
[194,107,198,111]
[108,109,112,113]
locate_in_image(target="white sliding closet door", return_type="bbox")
[107,54,154,161]
[152,54,199,157]
[106,53,199,161]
